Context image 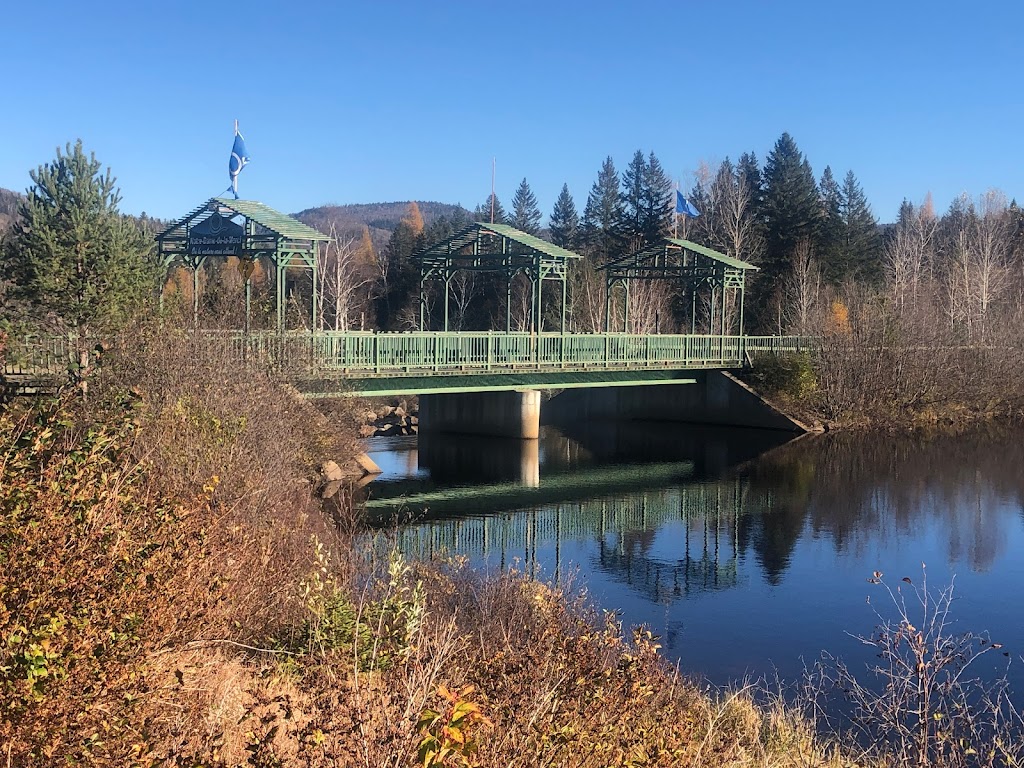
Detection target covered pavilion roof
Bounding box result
[418,221,582,272]
[156,197,330,243]
[602,238,758,279]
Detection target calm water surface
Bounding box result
[359,422,1024,689]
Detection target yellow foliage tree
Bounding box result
[356,225,376,268]
[827,299,851,335]
[403,201,424,235]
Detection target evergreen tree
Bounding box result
[581,156,624,263]
[840,170,881,282]
[510,178,542,235]
[549,183,579,249]
[641,151,674,243]
[2,140,156,339]
[760,133,821,302]
[474,194,506,224]
[737,152,763,212]
[618,150,672,252]
[817,166,845,282]
[619,150,648,252]
[376,219,419,328]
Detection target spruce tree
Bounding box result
[737,152,763,211]
[618,150,672,252]
[2,140,156,339]
[581,156,624,263]
[760,133,821,301]
[817,166,846,283]
[619,150,648,252]
[474,194,506,224]
[840,170,881,282]
[641,152,674,243]
[510,177,542,235]
[549,183,579,249]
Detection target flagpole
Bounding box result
[674,181,679,239]
[490,157,496,224]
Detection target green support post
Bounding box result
[443,274,451,331]
[192,265,200,329]
[311,244,319,332]
[560,276,567,332]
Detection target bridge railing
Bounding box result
[226,331,810,376]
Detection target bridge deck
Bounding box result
[4,332,808,396]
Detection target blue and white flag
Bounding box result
[676,190,700,218]
[228,127,250,199]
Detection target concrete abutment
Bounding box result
[543,371,809,433]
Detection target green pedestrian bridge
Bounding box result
[3,204,812,436]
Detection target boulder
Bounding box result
[358,424,377,438]
[320,460,345,483]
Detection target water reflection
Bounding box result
[360,424,1024,686]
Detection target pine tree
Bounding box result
[510,178,542,235]
[840,170,881,282]
[549,183,579,249]
[760,133,821,302]
[581,156,624,263]
[2,140,156,339]
[474,194,506,224]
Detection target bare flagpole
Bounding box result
[490,157,496,224]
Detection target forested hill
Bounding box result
[294,200,469,244]
[0,187,21,230]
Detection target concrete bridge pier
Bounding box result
[544,371,809,432]
[419,389,541,439]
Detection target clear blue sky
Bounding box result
[2,1,1020,223]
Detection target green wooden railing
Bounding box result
[3,331,811,381]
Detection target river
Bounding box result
[357,422,1024,691]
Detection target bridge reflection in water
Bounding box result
[360,423,790,603]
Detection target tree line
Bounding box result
[3,135,1023,351]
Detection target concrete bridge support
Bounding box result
[419,389,542,439]
[544,371,808,433]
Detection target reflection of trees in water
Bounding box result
[593,482,744,604]
[382,427,1024,599]
[388,482,748,603]
[744,429,1024,575]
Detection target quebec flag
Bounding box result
[676,190,700,218]
[228,128,250,199]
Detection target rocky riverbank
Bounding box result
[358,397,419,437]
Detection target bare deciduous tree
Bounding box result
[786,238,822,334]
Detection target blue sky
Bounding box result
[1,1,1020,223]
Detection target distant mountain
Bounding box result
[294,200,470,248]
[0,187,21,231]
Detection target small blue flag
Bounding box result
[228,128,250,199]
[676,190,700,217]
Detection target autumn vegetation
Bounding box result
[2,138,1024,765]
